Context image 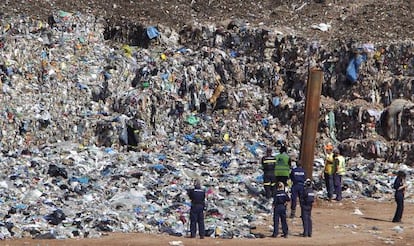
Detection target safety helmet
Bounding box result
[325,143,333,151]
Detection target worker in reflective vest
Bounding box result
[333,148,346,201]
[321,143,334,201]
[274,145,291,188]
[261,147,277,199]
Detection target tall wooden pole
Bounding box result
[300,68,323,179]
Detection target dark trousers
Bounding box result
[273,205,288,236]
[334,174,343,201]
[190,205,205,237]
[275,176,289,188]
[291,184,304,211]
[324,173,334,199]
[301,204,312,236]
[392,192,404,222]
[264,175,276,199]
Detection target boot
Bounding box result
[289,209,296,218]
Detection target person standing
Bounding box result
[300,179,315,237]
[321,143,334,201]
[261,147,277,199]
[289,161,306,218]
[392,171,407,223]
[272,182,290,238]
[274,145,291,187]
[333,148,346,201]
[187,180,206,239]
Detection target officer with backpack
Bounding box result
[300,179,315,237]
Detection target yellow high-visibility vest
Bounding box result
[324,153,334,175]
[335,155,346,175]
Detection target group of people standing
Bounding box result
[185,142,408,240]
[261,144,315,238]
[321,143,346,202]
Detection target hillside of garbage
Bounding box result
[0,0,413,241]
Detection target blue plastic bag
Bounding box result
[346,53,367,84]
[146,26,159,39]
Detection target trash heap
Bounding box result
[0,11,413,240]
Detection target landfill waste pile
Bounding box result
[0,1,414,241]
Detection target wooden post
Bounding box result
[300,68,323,179]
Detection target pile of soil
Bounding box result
[1,0,413,43]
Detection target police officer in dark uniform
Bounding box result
[300,179,315,237]
[289,161,306,218]
[392,170,407,223]
[187,180,206,239]
[272,182,290,238]
[261,147,277,199]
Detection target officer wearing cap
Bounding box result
[187,180,205,239]
[300,179,315,237]
[261,147,277,199]
[289,161,306,218]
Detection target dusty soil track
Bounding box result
[4,199,414,246]
[1,0,413,43]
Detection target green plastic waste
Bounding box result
[142,82,150,88]
[58,10,71,18]
[186,115,200,125]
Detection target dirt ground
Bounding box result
[3,198,413,246]
[1,0,413,43]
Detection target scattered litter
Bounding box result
[0,7,412,241]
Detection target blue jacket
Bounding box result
[188,187,206,207]
[300,187,315,206]
[273,190,290,206]
[393,177,405,196]
[290,167,306,185]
